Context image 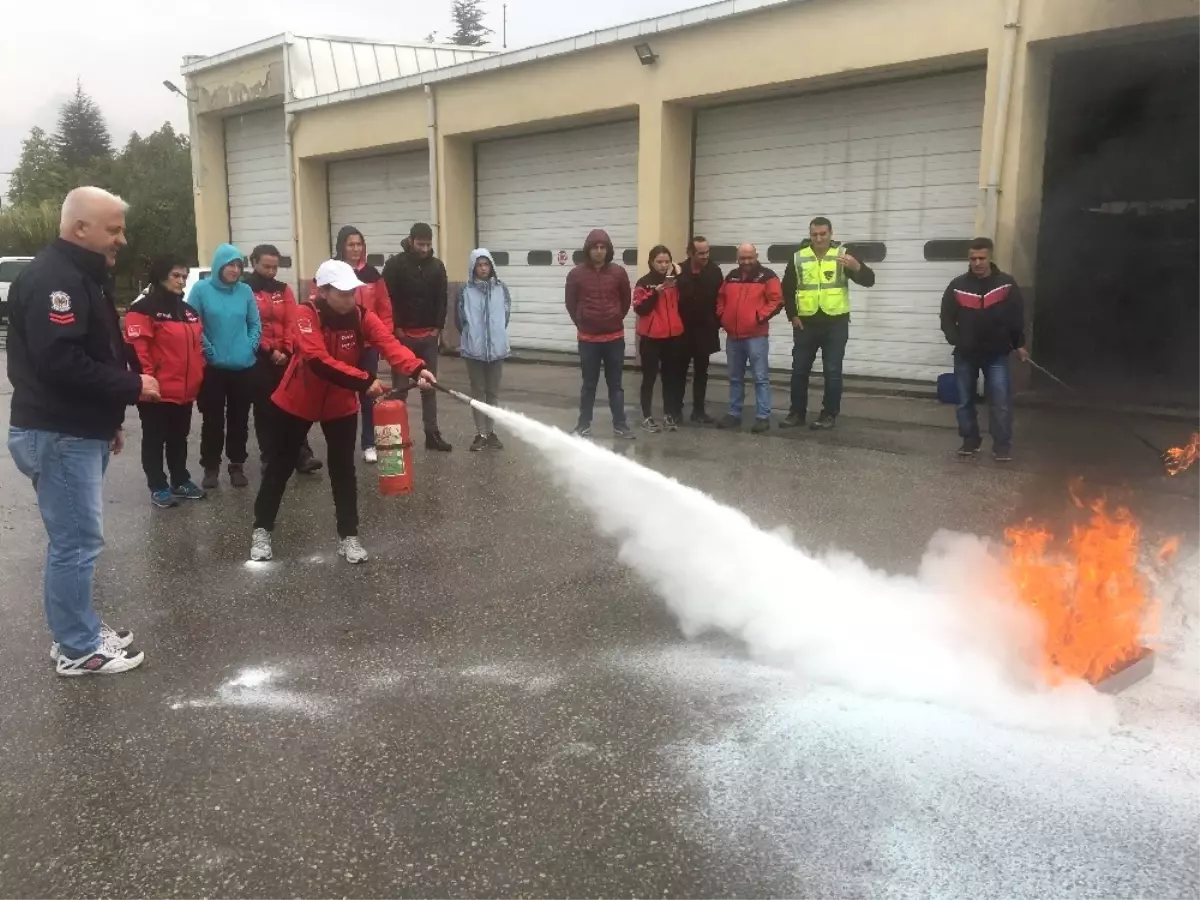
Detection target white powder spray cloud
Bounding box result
[476,401,1118,734]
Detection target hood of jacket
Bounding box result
[582,229,615,266]
[209,244,245,293]
[468,248,498,284]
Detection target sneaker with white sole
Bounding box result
[250,528,273,561]
[363,446,378,464]
[56,634,145,676]
[50,622,133,661]
[338,536,369,564]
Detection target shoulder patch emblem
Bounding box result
[126,324,141,338]
[297,318,313,334]
[49,291,72,313]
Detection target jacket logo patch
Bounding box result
[823,270,834,281]
[339,333,358,352]
[297,318,313,334]
[127,324,141,338]
[49,291,72,312]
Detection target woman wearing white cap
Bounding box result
[250,259,436,564]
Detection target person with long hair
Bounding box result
[632,245,686,432]
[124,255,206,507]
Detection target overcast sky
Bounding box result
[0,0,701,197]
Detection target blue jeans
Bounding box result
[954,352,1012,451]
[358,347,380,449]
[726,335,771,420]
[578,338,628,429]
[7,427,109,657]
[789,314,849,418]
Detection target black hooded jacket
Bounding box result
[381,236,448,332]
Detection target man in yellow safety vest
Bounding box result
[779,217,875,429]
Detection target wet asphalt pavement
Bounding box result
[0,355,1197,899]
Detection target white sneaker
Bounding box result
[338,536,369,564]
[56,633,145,676]
[363,447,378,464]
[50,622,133,661]
[250,528,273,561]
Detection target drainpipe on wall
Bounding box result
[982,0,1022,241]
[283,33,302,285]
[425,85,441,249]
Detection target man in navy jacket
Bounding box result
[7,187,160,676]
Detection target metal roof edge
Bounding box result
[181,34,289,75]
[285,0,802,113]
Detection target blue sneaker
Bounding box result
[172,480,207,501]
[151,489,178,509]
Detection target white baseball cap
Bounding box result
[314,259,362,291]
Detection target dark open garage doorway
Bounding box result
[1034,33,1199,409]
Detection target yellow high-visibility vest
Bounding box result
[794,244,850,317]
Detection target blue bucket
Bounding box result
[936,372,957,404]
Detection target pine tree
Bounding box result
[7,127,68,207]
[449,0,493,46]
[53,81,113,172]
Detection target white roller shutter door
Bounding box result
[225,108,294,286]
[327,151,431,262]
[476,121,639,355]
[693,70,986,381]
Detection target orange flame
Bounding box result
[1163,432,1200,476]
[1004,490,1158,684]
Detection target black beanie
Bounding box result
[410,222,433,241]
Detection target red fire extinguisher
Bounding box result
[373,395,415,496]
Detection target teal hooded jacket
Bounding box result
[185,244,262,371]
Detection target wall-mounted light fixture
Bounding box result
[163,80,187,98]
[633,42,659,66]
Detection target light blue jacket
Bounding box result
[186,243,261,371]
[456,248,511,363]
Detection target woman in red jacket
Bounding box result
[252,259,435,565]
[312,226,394,464]
[632,245,686,432]
[125,255,207,508]
[247,244,322,475]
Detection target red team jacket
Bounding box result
[272,300,425,422]
[716,265,784,339]
[124,288,205,404]
[251,278,299,356]
[632,278,685,340]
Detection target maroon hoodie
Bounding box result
[564,228,631,342]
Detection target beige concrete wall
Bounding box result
[290,91,427,160]
[190,112,229,267]
[636,101,693,265]
[188,0,1198,367]
[191,50,284,115]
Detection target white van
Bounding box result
[0,256,34,323]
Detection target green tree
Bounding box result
[7,127,68,207]
[111,123,197,272]
[53,81,113,173]
[0,201,59,255]
[449,0,492,46]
